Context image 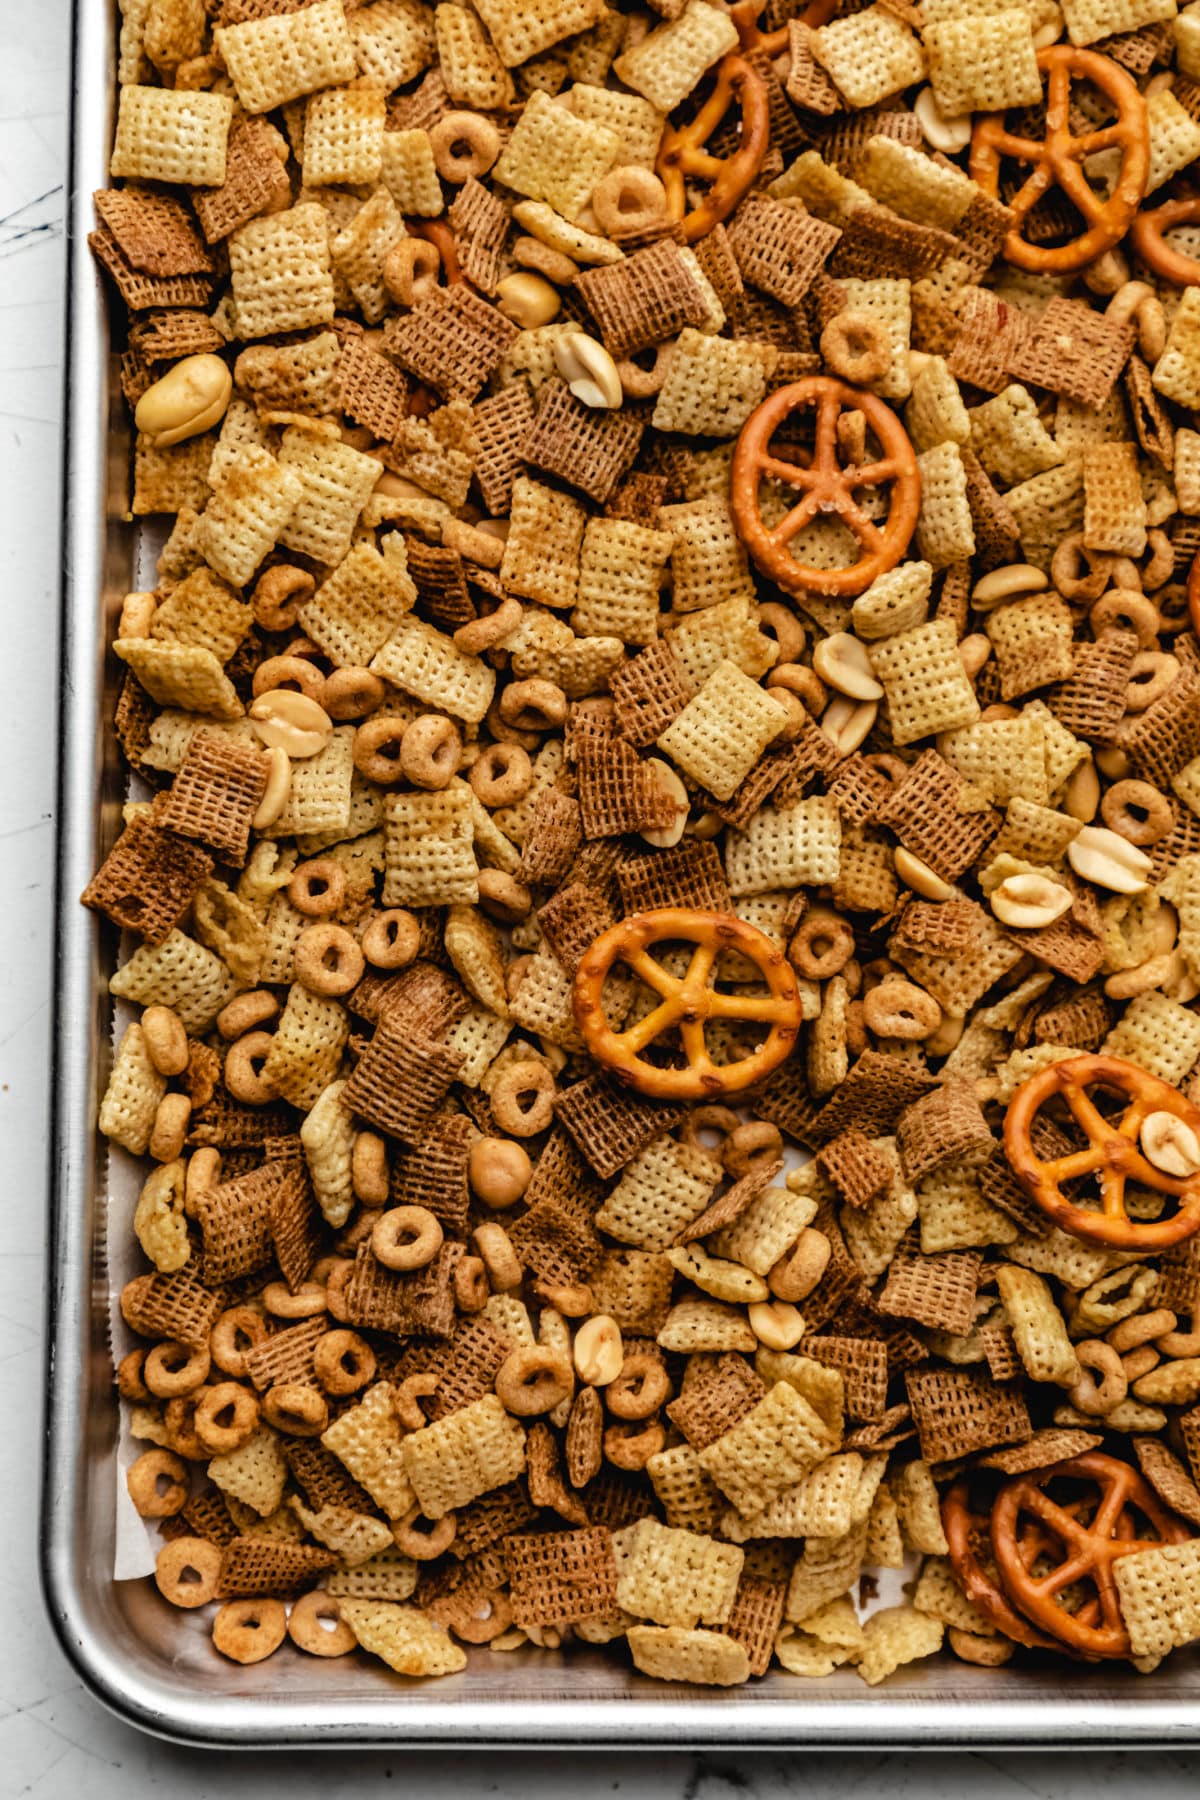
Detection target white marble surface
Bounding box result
[2,4,1200,1792]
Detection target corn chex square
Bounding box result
[726,796,841,896]
[401,1393,526,1519]
[494,90,619,220]
[229,204,335,340]
[657,660,790,802]
[383,784,479,906]
[698,1382,840,1518]
[110,86,233,188]
[215,0,357,115]
[614,0,740,112]
[615,1518,744,1627]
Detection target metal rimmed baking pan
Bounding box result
[40,0,1200,1748]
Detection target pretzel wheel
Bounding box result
[1004,1053,1200,1250]
[969,46,1149,274]
[1131,196,1200,287]
[656,52,770,244]
[571,907,803,1100]
[730,0,839,57]
[991,1452,1191,1659]
[942,1480,1065,1653]
[731,377,921,599]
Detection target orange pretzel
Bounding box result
[730,0,838,56]
[1131,196,1200,288]
[969,47,1149,274]
[1004,1053,1200,1250]
[656,52,770,244]
[1189,544,1200,641]
[942,1479,1065,1653]
[731,377,921,599]
[571,907,803,1100]
[990,1452,1190,1659]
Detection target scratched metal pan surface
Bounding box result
[40,0,1200,1751]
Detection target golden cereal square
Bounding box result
[277,427,381,565]
[615,1518,744,1627]
[401,1393,526,1518]
[726,797,841,896]
[372,616,496,723]
[614,0,740,112]
[924,11,1041,115]
[809,7,926,108]
[501,475,587,610]
[1113,1540,1200,1658]
[349,0,436,90]
[229,204,336,340]
[869,618,981,744]
[341,1601,467,1676]
[1061,0,1174,42]
[322,1382,415,1519]
[382,784,480,906]
[215,0,357,114]
[494,90,620,219]
[572,516,675,645]
[303,85,387,188]
[300,540,417,668]
[627,1624,750,1686]
[657,660,790,801]
[474,0,605,66]
[199,448,304,589]
[698,1381,840,1517]
[110,86,233,187]
[380,130,445,217]
[1153,286,1200,408]
[652,328,775,437]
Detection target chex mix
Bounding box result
[88,0,1200,1684]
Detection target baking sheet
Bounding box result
[40,0,1200,1748]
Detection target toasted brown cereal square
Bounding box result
[576,240,715,358]
[385,285,518,403]
[243,1315,327,1393]
[121,1267,221,1348]
[157,729,268,867]
[666,1355,765,1451]
[1007,297,1135,408]
[905,1366,1031,1463]
[192,113,291,244]
[873,749,1001,882]
[505,1527,619,1626]
[522,380,644,504]
[218,1536,335,1598]
[877,1243,982,1336]
[816,1131,894,1212]
[82,814,214,945]
[94,187,214,278]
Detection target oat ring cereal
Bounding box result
[125,1448,189,1520]
[574,908,804,1099]
[287,1591,356,1658]
[819,313,893,386]
[1131,196,1200,289]
[656,54,771,243]
[370,1204,444,1271]
[293,922,365,998]
[969,47,1149,273]
[193,1380,261,1456]
[154,1537,222,1610]
[991,1454,1191,1658]
[1005,1054,1200,1249]
[732,378,922,599]
[213,1598,289,1665]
